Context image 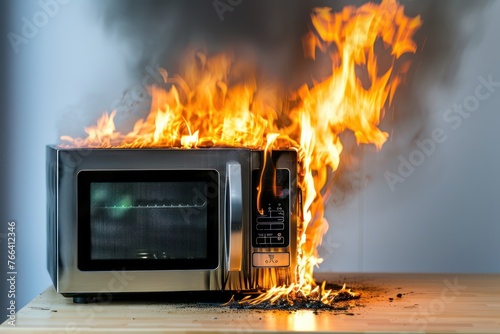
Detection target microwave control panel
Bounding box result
[251,169,290,248]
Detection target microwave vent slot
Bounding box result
[97,201,207,209]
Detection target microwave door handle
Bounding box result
[226,162,243,271]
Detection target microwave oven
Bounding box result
[46,146,298,302]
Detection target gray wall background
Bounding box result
[1,0,499,313]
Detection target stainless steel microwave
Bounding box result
[46,146,298,302]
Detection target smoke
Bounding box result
[94,0,311,84]
[95,0,492,82]
[92,0,492,203]
[388,0,492,136]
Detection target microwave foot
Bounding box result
[65,294,107,304]
[72,296,98,304]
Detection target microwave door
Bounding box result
[78,170,219,272]
[90,182,208,261]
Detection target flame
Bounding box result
[62,52,273,149]
[256,133,280,215]
[246,0,421,305]
[61,0,421,306]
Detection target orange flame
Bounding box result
[284,0,422,304]
[62,52,273,149]
[61,0,421,305]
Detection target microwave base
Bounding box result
[63,290,266,304]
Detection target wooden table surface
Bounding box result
[1,273,499,333]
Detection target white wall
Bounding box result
[2,0,499,312]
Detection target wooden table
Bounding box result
[1,274,499,333]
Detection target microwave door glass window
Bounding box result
[90,182,207,261]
